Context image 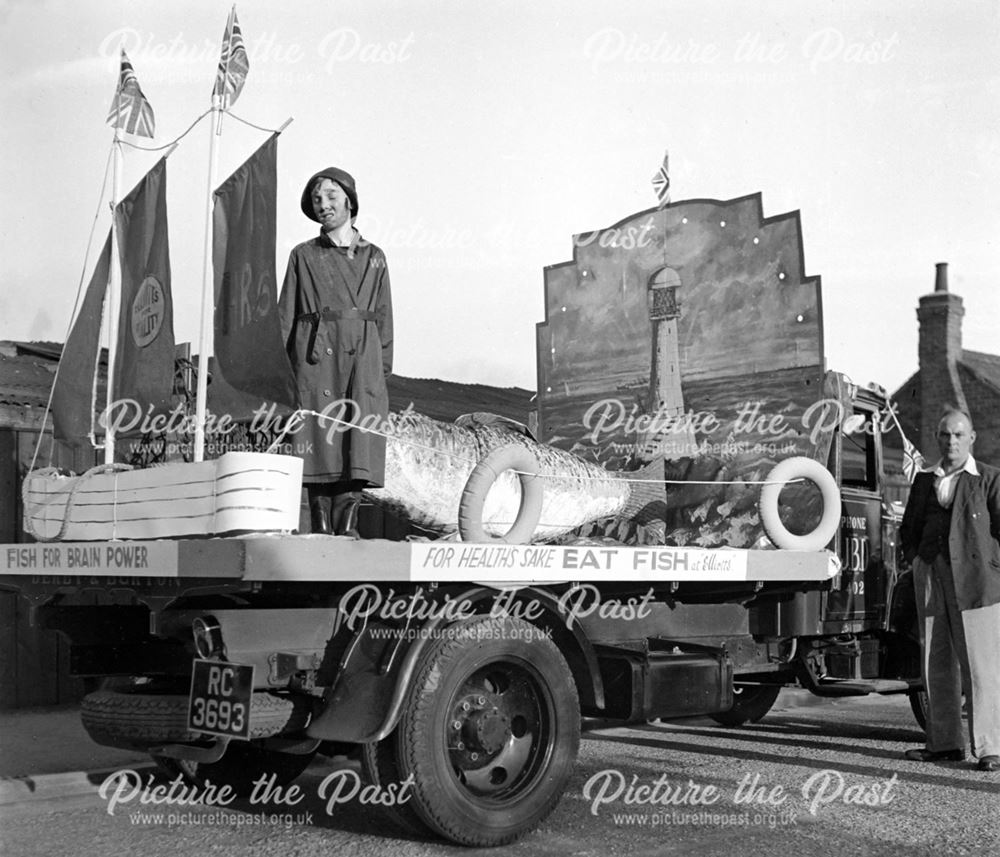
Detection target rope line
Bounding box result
[119,109,213,151]
[28,145,116,473]
[22,463,134,543]
[21,402,819,539]
[28,112,209,472]
[224,110,287,134]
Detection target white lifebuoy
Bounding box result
[458,445,544,544]
[758,457,841,551]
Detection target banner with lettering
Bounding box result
[212,132,298,417]
[113,157,176,416]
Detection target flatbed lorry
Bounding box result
[0,379,924,847]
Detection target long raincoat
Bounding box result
[278,230,393,485]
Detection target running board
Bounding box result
[810,678,914,698]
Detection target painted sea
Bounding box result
[539,366,836,546]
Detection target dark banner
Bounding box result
[51,233,111,447]
[113,157,175,415]
[212,132,298,416]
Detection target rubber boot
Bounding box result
[307,487,333,535]
[333,492,361,539]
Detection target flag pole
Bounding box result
[193,5,247,461]
[193,95,224,463]
[104,126,124,464]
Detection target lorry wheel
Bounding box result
[908,689,969,734]
[82,689,310,746]
[710,684,782,726]
[157,740,317,798]
[392,616,580,846]
[908,690,928,732]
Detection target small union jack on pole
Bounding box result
[886,402,926,482]
[900,434,926,483]
[106,49,155,138]
[651,149,671,207]
[212,5,249,107]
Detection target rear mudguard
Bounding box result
[306,584,605,743]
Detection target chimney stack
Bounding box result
[934,261,949,293]
[917,262,967,453]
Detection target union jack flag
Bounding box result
[901,434,925,483]
[106,49,155,138]
[212,6,249,106]
[651,149,671,206]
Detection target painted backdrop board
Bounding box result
[536,194,832,546]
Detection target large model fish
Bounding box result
[364,411,665,541]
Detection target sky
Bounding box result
[1,0,997,394]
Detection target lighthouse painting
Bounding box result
[535,192,827,545]
[638,266,698,461]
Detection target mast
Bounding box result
[193,97,223,462]
[104,128,124,464]
[99,45,156,462]
[194,4,246,462]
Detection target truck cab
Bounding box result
[820,383,918,691]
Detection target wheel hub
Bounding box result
[451,692,514,761]
[468,708,511,754]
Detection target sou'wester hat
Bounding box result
[300,167,358,221]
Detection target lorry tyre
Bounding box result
[710,684,781,726]
[908,689,965,733]
[458,445,543,544]
[81,689,311,745]
[908,689,928,732]
[391,615,580,846]
[759,457,841,551]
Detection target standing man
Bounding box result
[278,167,393,536]
[900,408,1000,771]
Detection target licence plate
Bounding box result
[187,659,254,740]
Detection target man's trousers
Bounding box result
[913,555,1000,758]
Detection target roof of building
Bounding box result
[889,348,1000,468]
[0,342,62,410]
[959,349,1000,395]
[890,348,1000,412]
[0,341,534,425]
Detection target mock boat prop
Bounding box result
[24,454,302,542]
[23,20,303,542]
